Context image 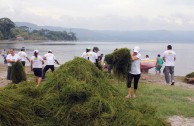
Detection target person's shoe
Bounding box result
[133,94,136,98]
[171,80,175,85]
[125,95,131,99]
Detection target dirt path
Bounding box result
[141,73,194,89]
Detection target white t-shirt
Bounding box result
[44,53,57,65]
[162,50,176,66]
[130,53,141,74]
[87,51,98,63]
[6,54,20,66]
[30,55,43,68]
[18,51,28,61]
[81,52,89,59]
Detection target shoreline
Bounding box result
[0,63,193,89]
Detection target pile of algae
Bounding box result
[0,57,169,126]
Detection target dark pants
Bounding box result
[7,66,12,80]
[42,65,55,79]
[21,61,25,66]
[127,73,141,89]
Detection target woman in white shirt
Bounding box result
[30,50,44,86]
[6,48,20,80]
[126,46,141,98]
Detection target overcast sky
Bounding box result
[0,0,194,30]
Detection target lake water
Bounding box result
[0,41,194,76]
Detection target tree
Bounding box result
[0,18,15,39]
[0,31,3,39]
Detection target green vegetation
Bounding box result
[105,48,131,80]
[0,58,170,126]
[112,48,131,80]
[113,80,194,118]
[0,18,77,41]
[11,62,27,84]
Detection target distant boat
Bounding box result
[141,59,156,71]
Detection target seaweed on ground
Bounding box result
[0,57,169,126]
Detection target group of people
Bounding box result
[5,48,60,86]
[81,46,104,66]
[126,45,176,98]
[3,45,176,96]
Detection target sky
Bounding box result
[0,0,194,30]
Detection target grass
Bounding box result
[112,80,194,118]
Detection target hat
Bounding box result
[93,47,99,51]
[86,47,91,50]
[34,50,39,53]
[21,47,25,51]
[48,50,52,53]
[133,46,140,53]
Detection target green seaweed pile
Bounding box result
[11,61,27,84]
[105,48,131,80]
[0,57,169,126]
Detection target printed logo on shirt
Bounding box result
[168,51,172,55]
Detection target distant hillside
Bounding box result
[15,22,194,42]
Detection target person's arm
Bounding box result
[131,52,139,61]
[174,53,176,61]
[30,60,33,71]
[162,57,165,62]
[43,56,46,60]
[6,55,17,63]
[26,57,30,62]
[156,58,158,65]
[55,59,60,65]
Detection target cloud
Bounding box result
[0,0,194,30]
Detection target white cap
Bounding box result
[133,46,140,53]
[34,50,39,53]
[48,50,52,52]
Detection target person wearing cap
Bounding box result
[87,47,99,65]
[42,50,60,80]
[126,46,141,98]
[81,47,91,59]
[162,45,176,85]
[6,48,21,80]
[30,50,44,86]
[18,47,30,66]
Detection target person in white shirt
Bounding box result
[6,48,20,80]
[18,47,30,66]
[1,49,7,64]
[162,45,176,85]
[126,46,141,98]
[81,47,91,59]
[42,50,60,80]
[30,50,44,86]
[87,47,99,65]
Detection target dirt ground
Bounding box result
[0,63,194,125]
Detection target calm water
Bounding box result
[0,41,194,76]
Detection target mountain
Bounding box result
[15,22,194,42]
